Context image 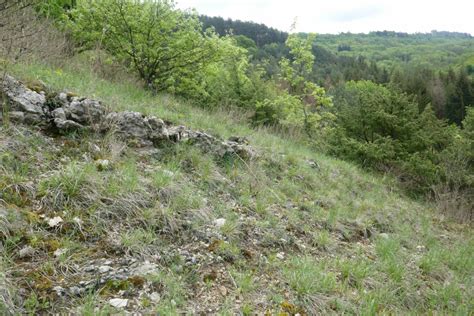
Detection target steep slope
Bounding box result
[1,61,472,314]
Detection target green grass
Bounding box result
[0,57,472,314]
[283,256,338,297]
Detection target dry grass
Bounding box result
[0,2,70,69]
[434,186,473,223]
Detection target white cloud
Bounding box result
[176,0,474,34]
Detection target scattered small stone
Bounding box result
[98,265,111,273]
[90,143,101,153]
[163,169,174,177]
[218,286,228,296]
[73,217,83,225]
[379,233,389,239]
[47,216,63,228]
[213,218,226,228]
[109,298,128,308]
[276,252,285,260]
[149,292,160,302]
[84,266,96,272]
[19,246,35,258]
[54,248,68,257]
[416,245,426,251]
[185,255,198,265]
[96,159,111,171]
[53,286,65,296]
[133,261,157,275]
[69,286,84,296]
[306,159,320,169]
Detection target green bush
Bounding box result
[36,0,76,21]
[200,37,256,108]
[330,81,459,193]
[253,33,334,135]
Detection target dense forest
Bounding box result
[201,15,474,126]
[0,1,473,314]
[199,15,288,47]
[317,31,474,69]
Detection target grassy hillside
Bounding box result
[1,58,472,314]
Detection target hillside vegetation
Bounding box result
[1,0,473,315]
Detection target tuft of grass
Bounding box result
[283,256,337,300]
[120,227,158,255]
[78,293,112,316]
[231,269,257,295]
[375,236,405,283]
[312,229,332,250]
[146,269,187,313]
[38,161,97,210]
[337,257,371,288]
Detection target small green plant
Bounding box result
[231,269,257,295]
[38,162,96,201]
[241,303,254,315]
[24,292,50,315]
[375,237,405,282]
[219,217,240,240]
[120,158,140,192]
[152,169,175,188]
[215,241,241,263]
[418,249,442,275]
[147,270,187,313]
[120,227,157,254]
[312,229,332,250]
[283,256,337,298]
[79,293,112,316]
[338,258,370,288]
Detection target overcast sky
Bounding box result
[176,0,474,34]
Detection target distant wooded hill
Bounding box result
[199,15,473,70]
[199,15,288,46]
[200,15,474,126]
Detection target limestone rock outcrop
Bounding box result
[1,75,46,124]
[0,75,255,160]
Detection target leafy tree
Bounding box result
[337,44,351,52]
[448,68,474,124]
[233,35,257,56]
[332,81,417,163]
[331,81,456,192]
[200,37,254,108]
[434,108,474,221]
[36,0,76,19]
[255,32,333,135]
[69,0,220,93]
